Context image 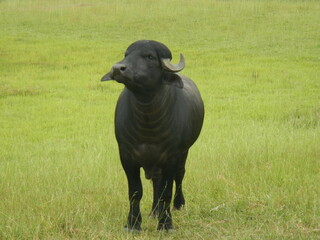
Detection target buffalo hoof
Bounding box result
[124,225,141,234]
[173,204,185,211]
[149,209,159,219]
[157,223,173,232]
[173,197,185,210]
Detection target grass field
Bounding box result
[0,0,319,239]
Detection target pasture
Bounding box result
[0,0,319,239]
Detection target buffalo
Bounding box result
[101,40,204,231]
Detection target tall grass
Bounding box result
[0,0,319,239]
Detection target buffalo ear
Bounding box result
[162,73,184,88]
[101,71,113,82]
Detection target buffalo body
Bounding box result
[101,40,204,231]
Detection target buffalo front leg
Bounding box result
[121,157,143,232]
[157,173,174,231]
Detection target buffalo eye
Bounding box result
[145,54,155,60]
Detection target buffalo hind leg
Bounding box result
[150,177,161,218]
[173,173,185,210]
[173,151,188,210]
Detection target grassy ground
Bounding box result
[0,0,319,239]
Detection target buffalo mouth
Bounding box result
[113,75,129,84]
[101,68,144,93]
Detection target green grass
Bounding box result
[0,0,319,239]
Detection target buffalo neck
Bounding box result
[129,85,176,132]
[130,84,173,107]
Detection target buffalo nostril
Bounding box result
[113,63,127,73]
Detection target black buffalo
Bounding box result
[101,40,204,231]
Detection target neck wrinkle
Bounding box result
[130,85,175,130]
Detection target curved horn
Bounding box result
[161,54,185,72]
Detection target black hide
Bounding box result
[101,40,204,231]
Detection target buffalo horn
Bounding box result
[161,54,185,72]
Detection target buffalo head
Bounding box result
[101,40,185,93]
